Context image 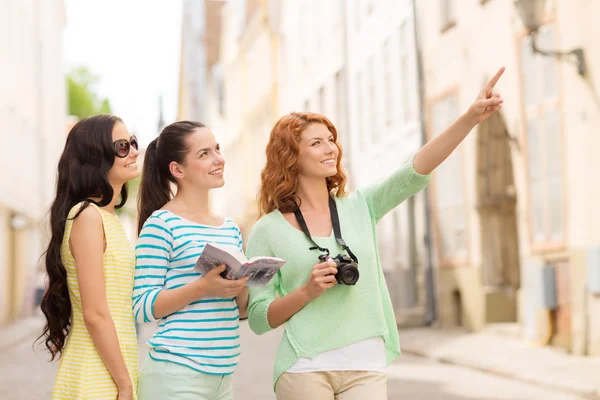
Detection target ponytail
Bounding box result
[137,121,206,234]
[137,138,171,234]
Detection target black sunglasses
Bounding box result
[113,135,139,158]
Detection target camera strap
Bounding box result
[293,196,359,263]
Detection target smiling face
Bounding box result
[106,121,139,185]
[171,127,225,190]
[297,123,340,180]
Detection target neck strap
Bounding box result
[293,196,358,263]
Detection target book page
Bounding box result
[235,258,286,286]
[195,243,245,278]
[195,244,286,286]
[209,243,248,265]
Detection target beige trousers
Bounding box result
[275,371,387,400]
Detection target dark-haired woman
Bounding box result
[133,121,248,399]
[39,115,140,400]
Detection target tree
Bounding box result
[67,67,113,118]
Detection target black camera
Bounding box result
[296,196,360,286]
[319,254,359,286]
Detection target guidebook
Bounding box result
[195,243,286,287]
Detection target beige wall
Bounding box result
[0,206,9,324]
[420,0,600,354]
[0,0,66,325]
[207,0,279,237]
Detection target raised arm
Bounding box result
[413,67,505,175]
[71,207,133,398]
[360,68,505,223]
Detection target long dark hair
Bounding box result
[38,114,128,360]
[138,121,206,234]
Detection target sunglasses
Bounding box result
[113,135,139,158]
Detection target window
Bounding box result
[431,94,467,262]
[355,0,362,29]
[318,86,326,114]
[218,78,225,117]
[368,56,378,143]
[383,38,393,128]
[334,70,346,136]
[399,22,412,122]
[299,4,308,64]
[212,64,225,117]
[356,70,367,147]
[520,26,563,245]
[280,35,288,85]
[440,0,456,31]
[314,0,322,48]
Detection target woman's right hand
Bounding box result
[116,382,133,400]
[198,265,248,298]
[302,260,338,301]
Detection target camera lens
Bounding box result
[339,264,359,285]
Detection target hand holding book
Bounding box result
[195,243,286,287]
[198,264,248,297]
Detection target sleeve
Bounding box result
[246,220,281,335]
[234,224,244,253]
[359,153,432,224]
[132,215,173,323]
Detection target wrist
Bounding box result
[115,377,132,390]
[190,278,208,301]
[462,110,480,128]
[235,286,249,300]
[299,284,314,303]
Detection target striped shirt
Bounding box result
[133,210,243,375]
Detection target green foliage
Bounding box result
[67,67,113,118]
[115,173,141,218]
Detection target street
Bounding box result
[0,321,586,400]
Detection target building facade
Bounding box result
[277,0,432,322]
[185,0,600,357]
[203,0,281,239]
[420,0,600,355]
[178,0,208,123]
[194,0,434,323]
[0,0,67,325]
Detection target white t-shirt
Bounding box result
[286,337,387,374]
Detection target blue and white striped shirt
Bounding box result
[133,210,244,375]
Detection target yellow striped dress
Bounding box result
[52,202,139,399]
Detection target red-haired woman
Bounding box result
[246,68,505,399]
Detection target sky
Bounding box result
[63,0,183,147]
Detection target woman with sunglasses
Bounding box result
[39,115,140,400]
[247,68,505,399]
[134,121,248,400]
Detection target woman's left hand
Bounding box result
[466,67,505,125]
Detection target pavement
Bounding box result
[1,316,599,399]
[397,327,600,399]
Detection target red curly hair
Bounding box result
[258,112,348,216]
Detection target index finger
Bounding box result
[316,260,336,269]
[486,67,505,89]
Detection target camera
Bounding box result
[319,254,360,286]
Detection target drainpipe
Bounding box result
[411,0,437,325]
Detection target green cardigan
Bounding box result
[246,155,432,388]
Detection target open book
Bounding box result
[194,243,285,287]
